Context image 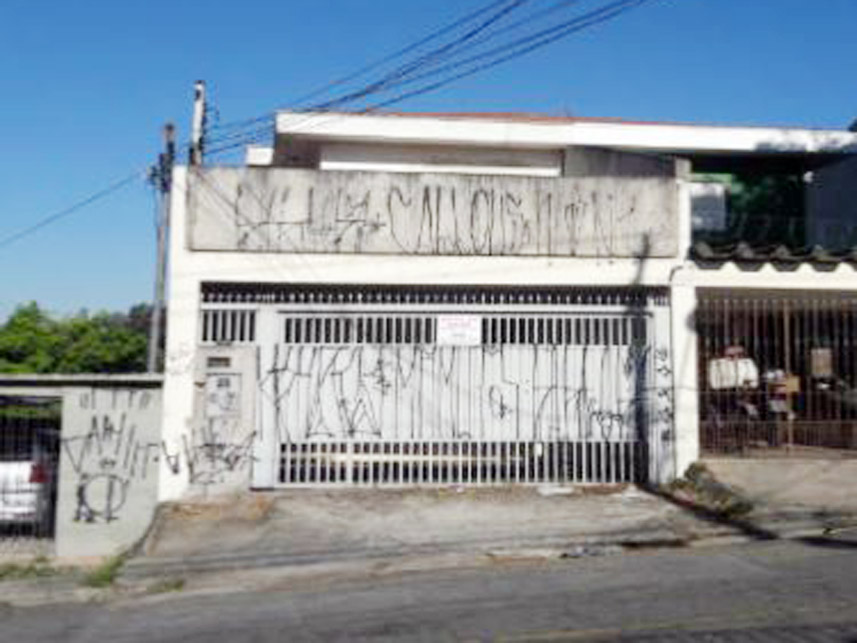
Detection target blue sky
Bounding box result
[1,0,856,321]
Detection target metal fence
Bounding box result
[698,290,857,456]
[0,398,61,541]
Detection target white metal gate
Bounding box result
[246,285,669,487]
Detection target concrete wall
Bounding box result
[187,162,680,257]
[56,385,162,558]
[0,376,164,559]
[563,146,680,179]
[807,155,857,248]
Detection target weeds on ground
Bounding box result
[82,553,126,588]
[667,462,754,519]
[146,577,186,594]
[0,556,59,582]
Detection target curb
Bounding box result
[3,515,855,608]
[0,576,107,608]
[119,528,687,581]
[120,515,857,582]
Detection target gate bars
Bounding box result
[698,289,857,456]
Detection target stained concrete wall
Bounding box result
[562,146,683,179]
[187,160,680,258]
[0,376,164,559]
[56,385,163,558]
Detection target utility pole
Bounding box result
[147,123,175,373]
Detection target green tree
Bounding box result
[0,302,62,373]
[693,172,806,249]
[727,173,805,247]
[0,302,154,374]
[54,311,148,373]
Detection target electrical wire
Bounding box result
[360,0,651,112]
[3,0,655,244]
[204,0,653,154]
[207,0,516,135]
[311,0,533,112]
[0,170,146,251]
[203,0,533,148]
[221,0,647,145]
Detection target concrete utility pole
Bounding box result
[147,123,175,373]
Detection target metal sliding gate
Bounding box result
[247,285,666,487]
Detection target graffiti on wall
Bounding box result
[189,168,678,258]
[182,371,255,488]
[62,389,160,523]
[261,342,647,445]
[646,342,676,481]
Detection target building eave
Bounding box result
[275,111,857,157]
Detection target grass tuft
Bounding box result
[0,558,59,582]
[82,553,126,588]
[146,577,186,594]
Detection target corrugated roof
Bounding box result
[692,241,857,270]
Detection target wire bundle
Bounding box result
[204,0,651,157]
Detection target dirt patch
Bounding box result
[165,493,276,524]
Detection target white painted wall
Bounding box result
[163,166,685,498]
[318,142,562,177]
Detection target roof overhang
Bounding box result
[275,112,857,161]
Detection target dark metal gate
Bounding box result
[698,289,857,456]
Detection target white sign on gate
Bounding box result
[436,315,482,346]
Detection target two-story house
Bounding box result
[160,111,857,501]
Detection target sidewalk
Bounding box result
[123,486,694,579]
[119,474,857,588]
[2,465,856,607]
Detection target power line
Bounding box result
[308,0,587,113]
[202,0,532,149]
[360,0,652,112]
[206,0,516,137]
[204,0,654,154]
[0,170,145,251]
[0,1,653,263]
[312,0,533,112]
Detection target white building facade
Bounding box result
[160,112,857,501]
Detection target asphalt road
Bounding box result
[3,533,857,642]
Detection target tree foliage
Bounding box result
[0,302,155,374]
[727,173,805,247]
[693,172,806,249]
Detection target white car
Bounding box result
[0,427,56,533]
